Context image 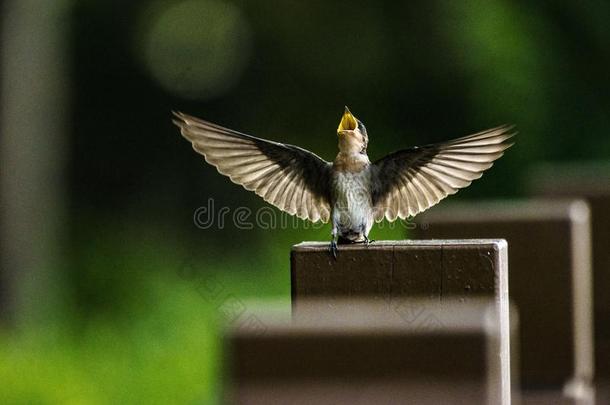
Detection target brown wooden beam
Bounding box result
[414,199,594,403]
[225,299,514,405]
[290,239,508,304]
[530,162,610,380]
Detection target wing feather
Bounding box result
[373,125,515,221]
[174,112,332,222]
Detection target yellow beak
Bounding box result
[337,106,357,133]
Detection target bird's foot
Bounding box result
[329,240,338,260]
[364,235,375,245]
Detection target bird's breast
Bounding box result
[331,169,374,240]
[333,152,370,172]
[332,169,373,218]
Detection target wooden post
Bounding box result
[0,0,70,324]
[225,299,514,405]
[414,199,594,403]
[291,240,508,304]
[530,162,610,380]
[289,240,513,402]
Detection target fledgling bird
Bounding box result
[173,108,514,257]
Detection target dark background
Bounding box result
[1,0,609,402]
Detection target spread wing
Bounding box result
[174,112,332,222]
[372,125,515,222]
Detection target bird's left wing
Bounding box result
[174,112,332,222]
[371,125,515,222]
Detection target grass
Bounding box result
[0,272,220,404]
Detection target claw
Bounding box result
[364,235,375,245]
[329,240,338,260]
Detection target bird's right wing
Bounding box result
[372,125,515,222]
[174,112,332,223]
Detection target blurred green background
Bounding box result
[1,0,609,403]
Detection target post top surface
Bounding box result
[416,199,590,224]
[292,239,507,252]
[530,161,610,195]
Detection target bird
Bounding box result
[173,107,515,257]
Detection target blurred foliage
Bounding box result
[135,0,252,99]
[2,0,610,402]
[0,227,221,404]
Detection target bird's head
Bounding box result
[337,106,368,154]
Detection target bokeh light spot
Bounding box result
[136,0,251,100]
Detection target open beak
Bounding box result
[337,106,357,134]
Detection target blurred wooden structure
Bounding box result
[414,199,594,403]
[225,299,514,405]
[530,162,610,379]
[0,0,70,323]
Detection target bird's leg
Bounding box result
[329,240,338,259]
[362,223,374,245]
[329,226,338,260]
